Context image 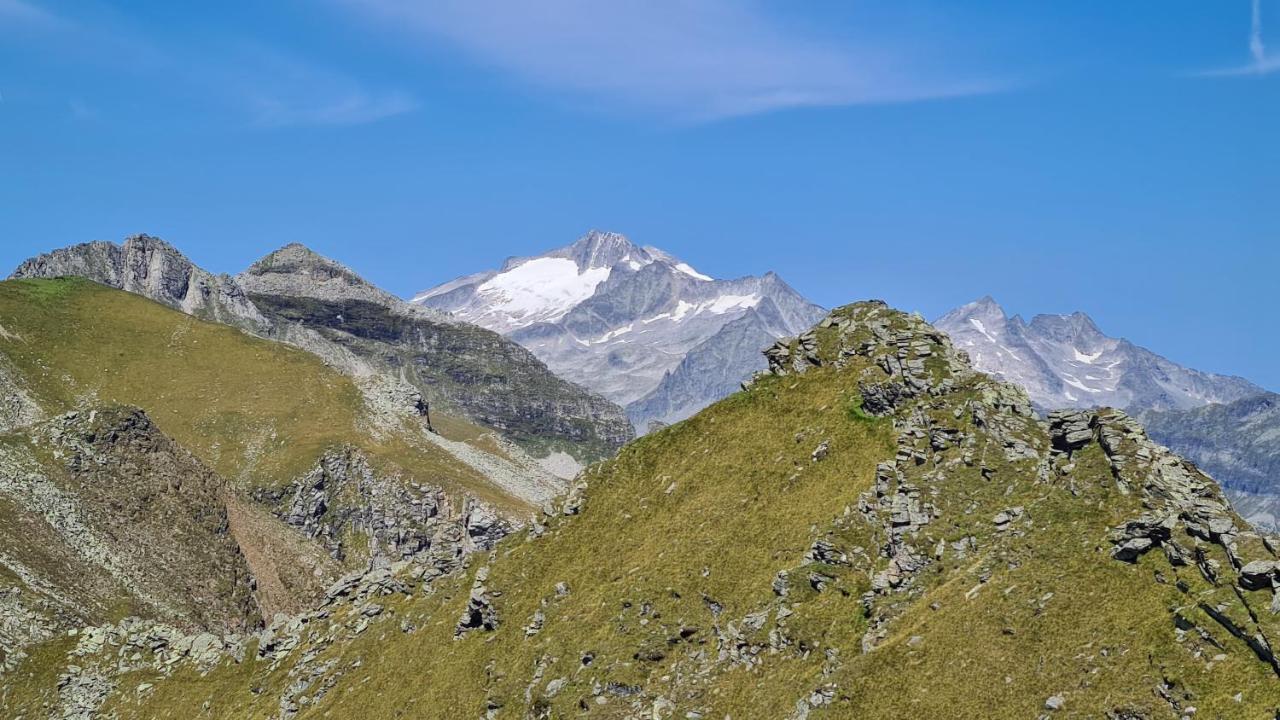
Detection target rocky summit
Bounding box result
[415,229,825,432]
[7,298,1279,719]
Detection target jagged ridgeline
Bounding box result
[11,235,633,467]
[8,300,1279,718]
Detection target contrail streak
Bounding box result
[1251,0,1267,67]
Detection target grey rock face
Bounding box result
[455,566,499,637]
[935,296,1261,414]
[11,234,268,331]
[1142,392,1280,531]
[1047,410,1093,451]
[415,230,824,432]
[0,406,262,670]
[251,447,467,563]
[626,308,783,428]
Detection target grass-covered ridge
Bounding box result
[92,324,898,718]
[8,299,1280,718]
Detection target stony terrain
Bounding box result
[415,230,825,431]
[8,300,1279,718]
[11,236,632,470]
[0,406,259,675]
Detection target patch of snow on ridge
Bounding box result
[968,317,997,342]
[708,293,761,314]
[1062,374,1102,394]
[1073,347,1103,364]
[671,300,696,322]
[591,324,635,344]
[675,262,713,281]
[474,258,610,324]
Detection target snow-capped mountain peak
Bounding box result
[413,230,824,430]
[414,230,722,335]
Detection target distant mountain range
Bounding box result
[415,230,824,431]
[935,296,1262,413]
[11,235,632,476]
[936,296,1278,529]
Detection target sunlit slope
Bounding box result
[12,299,1280,719]
[0,278,523,512]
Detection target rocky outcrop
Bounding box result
[11,235,268,331]
[251,446,512,567]
[936,297,1280,532]
[0,406,260,671]
[1142,392,1280,531]
[455,565,499,637]
[1038,405,1280,676]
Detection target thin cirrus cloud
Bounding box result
[338,0,1007,121]
[215,47,419,128]
[0,1,416,128]
[248,88,417,128]
[1198,0,1280,77]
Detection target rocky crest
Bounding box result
[11,235,268,331]
[1142,392,1280,532]
[238,243,450,320]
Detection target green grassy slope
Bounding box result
[8,300,1280,719]
[0,278,524,513]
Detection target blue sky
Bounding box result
[1,1,1277,388]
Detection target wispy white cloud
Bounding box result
[337,0,1007,121]
[248,86,417,127]
[208,46,418,127]
[1198,0,1280,76]
[1,3,416,127]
